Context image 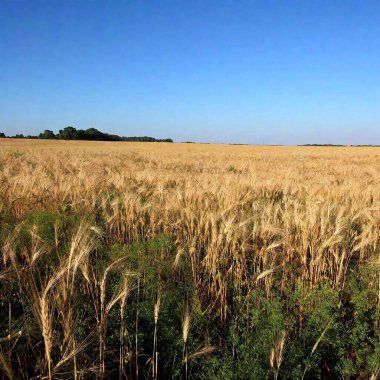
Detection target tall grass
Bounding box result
[0,140,379,378]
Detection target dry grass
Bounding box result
[1,139,379,291]
[0,138,379,378]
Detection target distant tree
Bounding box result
[158,138,173,142]
[58,126,78,140]
[85,128,104,140]
[7,126,174,142]
[0,132,5,138]
[39,130,56,139]
[75,129,87,140]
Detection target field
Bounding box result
[0,139,379,379]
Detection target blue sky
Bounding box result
[1,0,379,144]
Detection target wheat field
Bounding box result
[0,139,379,379]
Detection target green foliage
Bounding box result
[1,211,379,379]
[39,129,55,139]
[5,126,173,142]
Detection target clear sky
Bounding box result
[1,1,379,144]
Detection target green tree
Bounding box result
[39,130,55,139]
[58,126,78,139]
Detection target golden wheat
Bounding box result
[1,139,379,378]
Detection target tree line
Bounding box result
[0,126,173,142]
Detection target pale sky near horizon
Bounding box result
[1,0,380,144]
